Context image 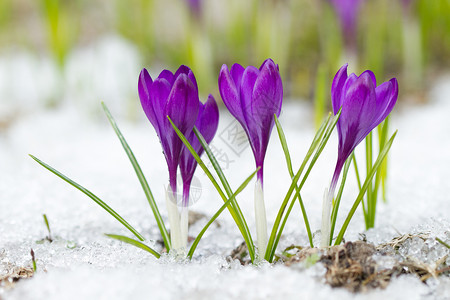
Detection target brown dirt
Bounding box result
[228,234,449,293]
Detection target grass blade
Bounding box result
[274,114,294,177]
[329,154,352,245]
[167,117,256,262]
[266,111,340,261]
[187,167,259,259]
[274,114,313,247]
[334,131,397,245]
[105,234,160,258]
[192,126,254,254]
[101,102,171,250]
[29,154,145,241]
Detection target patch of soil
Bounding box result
[227,241,252,265]
[229,234,449,293]
[0,265,34,293]
[320,241,394,292]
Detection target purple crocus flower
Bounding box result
[138,66,200,195]
[321,63,398,247]
[218,58,283,184]
[219,58,283,259]
[331,63,398,190]
[179,94,219,206]
[329,0,364,48]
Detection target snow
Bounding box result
[1,37,449,299]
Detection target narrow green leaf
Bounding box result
[436,237,450,249]
[274,114,313,248]
[266,111,340,261]
[274,114,294,177]
[334,131,397,245]
[188,167,259,259]
[167,117,255,262]
[192,126,253,250]
[105,234,160,258]
[101,102,171,250]
[29,154,145,241]
[379,116,390,202]
[43,214,51,236]
[329,154,352,244]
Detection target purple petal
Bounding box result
[165,74,199,135]
[248,60,283,175]
[361,70,377,86]
[338,72,376,160]
[331,64,348,115]
[240,65,260,129]
[138,69,161,131]
[373,78,398,126]
[230,64,245,96]
[157,69,174,85]
[219,64,246,126]
[197,94,220,144]
[180,95,219,203]
[147,78,171,135]
[164,73,199,191]
[175,65,198,94]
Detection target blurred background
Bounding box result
[0,0,449,125]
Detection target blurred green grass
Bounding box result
[0,0,449,104]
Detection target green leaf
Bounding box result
[101,102,171,251]
[329,153,352,245]
[334,131,397,245]
[192,126,253,251]
[187,167,259,259]
[167,117,255,262]
[29,154,145,241]
[274,114,294,177]
[43,214,51,236]
[105,234,160,258]
[274,114,313,248]
[266,110,340,261]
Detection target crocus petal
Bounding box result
[230,64,245,95]
[373,78,398,126]
[197,94,220,144]
[175,65,198,94]
[158,69,174,85]
[219,64,246,126]
[240,65,260,131]
[180,94,219,204]
[331,64,348,115]
[147,78,171,135]
[165,73,199,135]
[339,72,377,159]
[138,69,160,131]
[249,60,283,166]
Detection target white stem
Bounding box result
[320,187,333,248]
[180,205,189,249]
[166,186,182,251]
[254,179,268,260]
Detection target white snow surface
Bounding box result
[1,39,450,299]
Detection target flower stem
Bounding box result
[254,179,268,260]
[180,205,189,250]
[320,161,341,247]
[166,186,182,251]
[180,186,190,249]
